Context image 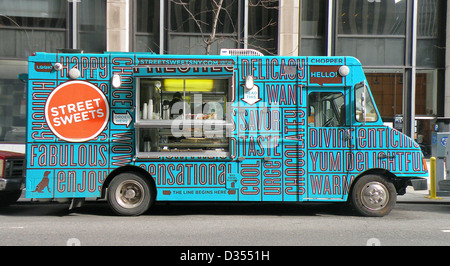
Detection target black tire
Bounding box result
[0,190,22,207]
[107,172,154,216]
[350,175,396,217]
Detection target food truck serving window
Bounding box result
[135,77,230,158]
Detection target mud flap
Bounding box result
[69,198,85,210]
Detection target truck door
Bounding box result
[306,87,354,200]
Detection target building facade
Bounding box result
[0,0,447,156]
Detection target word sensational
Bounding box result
[140,163,227,186]
[29,144,108,167]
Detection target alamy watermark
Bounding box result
[366,238,381,246]
[67,238,81,246]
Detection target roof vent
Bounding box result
[220,49,263,56]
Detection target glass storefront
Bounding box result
[0,0,446,154]
[0,0,66,58]
[299,0,327,56]
[0,0,106,145]
[248,0,279,55]
[135,0,161,53]
[168,0,240,55]
[0,60,27,143]
[334,0,445,156]
[366,71,404,120]
[134,0,279,55]
[336,0,407,66]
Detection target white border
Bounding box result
[44,80,110,143]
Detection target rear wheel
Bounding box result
[350,175,396,217]
[107,172,154,216]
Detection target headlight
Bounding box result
[0,159,4,179]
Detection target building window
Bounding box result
[248,0,279,55]
[168,0,240,54]
[134,0,160,53]
[366,72,404,120]
[416,0,446,68]
[299,0,327,56]
[336,0,407,66]
[0,0,106,57]
[0,0,66,58]
[0,0,106,145]
[78,0,106,53]
[0,60,27,143]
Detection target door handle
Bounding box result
[378,154,395,160]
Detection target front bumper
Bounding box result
[0,178,24,192]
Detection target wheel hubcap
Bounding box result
[360,182,389,211]
[115,180,145,209]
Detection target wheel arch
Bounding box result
[101,165,157,200]
[349,168,408,195]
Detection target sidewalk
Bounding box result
[397,159,450,203]
[397,186,450,203]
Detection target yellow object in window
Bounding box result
[164,79,214,92]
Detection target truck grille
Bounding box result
[5,159,24,179]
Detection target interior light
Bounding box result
[53,63,63,71]
[245,75,254,90]
[112,74,122,88]
[164,79,214,92]
[338,66,350,77]
[68,67,80,79]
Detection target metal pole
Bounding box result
[426,157,442,200]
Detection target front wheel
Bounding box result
[0,190,22,207]
[350,175,396,217]
[107,172,154,216]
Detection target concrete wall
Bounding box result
[107,0,130,52]
[278,1,299,56]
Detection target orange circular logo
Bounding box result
[45,81,109,142]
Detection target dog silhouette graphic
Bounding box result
[32,171,51,193]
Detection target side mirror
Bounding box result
[355,80,367,124]
[361,81,366,125]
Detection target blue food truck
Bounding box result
[25,49,428,216]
